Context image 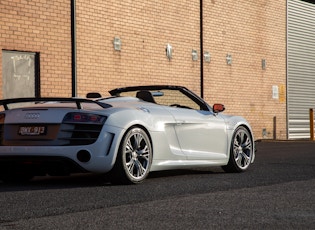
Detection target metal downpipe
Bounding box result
[200,0,204,98]
[71,0,77,97]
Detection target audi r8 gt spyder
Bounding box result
[0,85,255,184]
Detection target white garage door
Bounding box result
[287,0,315,139]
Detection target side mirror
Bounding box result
[86,92,102,98]
[213,103,225,113]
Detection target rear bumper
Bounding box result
[0,125,125,174]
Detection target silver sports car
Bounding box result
[0,85,255,184]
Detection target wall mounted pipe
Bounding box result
[71,0,77,97]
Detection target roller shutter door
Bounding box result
[287,0,315,139]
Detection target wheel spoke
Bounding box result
[126,139,134,153]
[138,145,149,156]
[235,153,243,166]
[233,138,240,154]
[126,160,135,174]
[238,132,245,144]
[135,133,143,148]
[243,137,252,150]
[240,151,251,166]
[134,159,146,177]
[233,140,240,149]
[242,155,251,166]
[140,153,149,162]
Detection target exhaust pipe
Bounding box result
[77,150,91,163]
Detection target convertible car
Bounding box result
[0,85,255,184]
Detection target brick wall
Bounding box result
[76,0,287,139]
[76,0,201,98]
[0,0,287,139]
[0,0,71,97]
[202,0,287,139]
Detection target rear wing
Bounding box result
[0,97,111,110]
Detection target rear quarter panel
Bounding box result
[103,103,186,162]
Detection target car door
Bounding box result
[165,107,228,160]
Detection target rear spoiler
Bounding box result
[0,97,111,110]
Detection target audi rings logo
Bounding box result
[24,113,40,119]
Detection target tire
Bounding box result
[109,127,152,185]
[222,126,253,173]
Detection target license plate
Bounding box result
[18,126,46,136]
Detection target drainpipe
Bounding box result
[200,0,204,98]
[71,0,77,97]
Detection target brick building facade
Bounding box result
[0,0,287,140]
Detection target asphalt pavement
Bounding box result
[0,140,314,230]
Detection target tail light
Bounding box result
[62,112,107,124]
[0,113,5,124]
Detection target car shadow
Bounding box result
[0,173,109,192]
[0,167,225,192]
[148,167,224,179]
